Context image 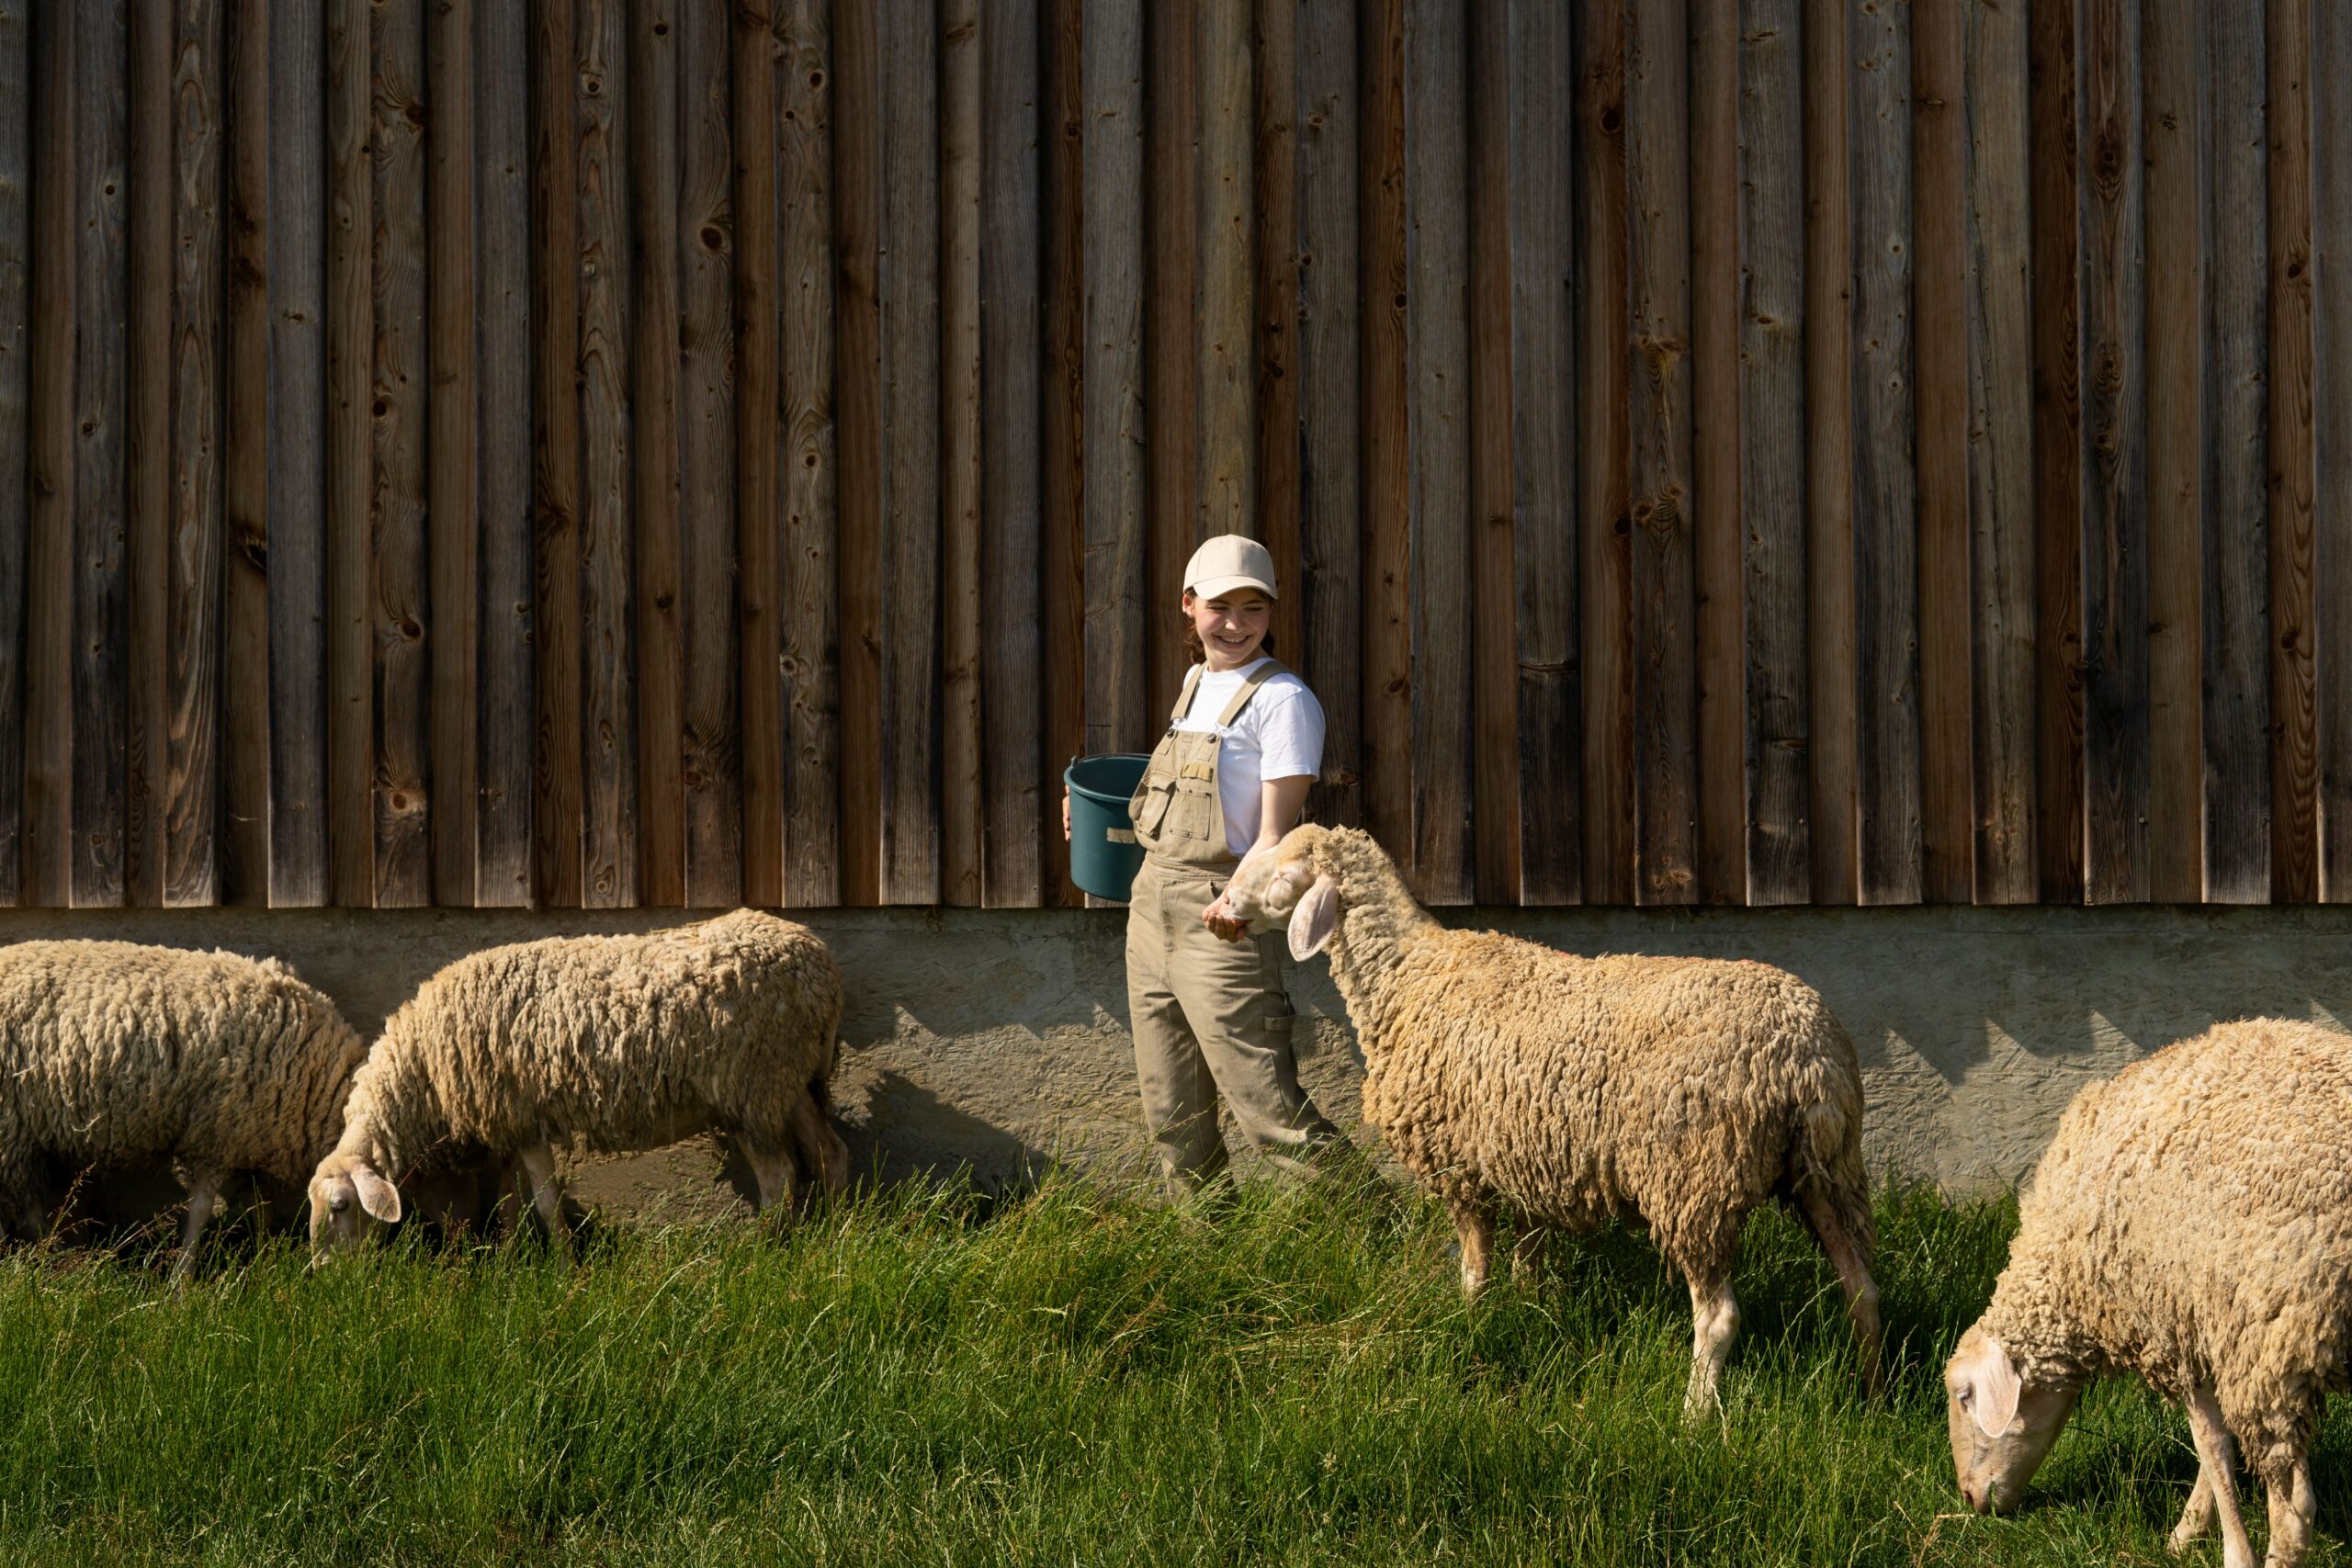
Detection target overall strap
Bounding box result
[1215,660,1287,727]
[1169,664,1206,724]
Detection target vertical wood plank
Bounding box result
[1145,0,1198,717]
[1625,0,1697,906]
[1848,0,1921,907]
[980,0,1044,907]
[2030,0,2083,901]
[1040,0,1084,905]
[327,0,372,908]
[1498,0,1577,904]
[1690,0,1743,905]
[428,0,480,906]
[836,0,940,906]
[1197,0,1256,539]
[778,0,840,906]
[735,0,781,908]
[219,0,266,905]
[1466,0,1521,904]
[534,0,581,908]
[129,0,171,908]
[880,0,941,905]
[1256,0,1303,665]
[1911,0,1972,904]
[23,0,66,910]
[1803,0,1854,904]
[678,0,739,908]
[474,0,532,907]
[2315,0,2352,897]
[632,0,684,907]
[1576,0,1632,905]
[266,0,326,907]
[1964,0,2036,903]
[1083,0,1148,758]
[1361,0,1411,865]
[576,0,636,908]
[2141,0,2201,905]
[833,0,880,906]
[0,0,28,907]
[371,0,431,906]
[2203,0,2270,902]
[166,0,223,907]
[2270,0,2317,901]
[72,0,130,908]
[941,0,982,907]
[1402,0,1471,905]
[1740,0,1808,906]
[1295,0,1362,831]
[2077,0,2148,905]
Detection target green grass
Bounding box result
[0,1176,2343,1567]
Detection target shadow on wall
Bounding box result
[1482,901,2352,1191]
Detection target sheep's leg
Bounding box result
[2261,1453,2314,1568]
[2183,1384,2256,1568]
[789,1085,850,1200]
[1682,1275,1740,1423]
[1509,1220,1552,1286]
[739,1136,800,1218]
[1449,1196,1495,1298]
[170,1171,224,1288]
[2168,1467,2216,1552]
[1797,1188,1883,1397]
[516,1144,571,1254]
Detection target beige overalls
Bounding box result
[1125,660,1343,1189]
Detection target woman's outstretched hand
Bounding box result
[1061,790,1070,842]
[1203,895,1248,942]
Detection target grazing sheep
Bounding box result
[1944,1018,2352,1568]
[0,939,368,1281]
[309,909,850,1255]
[1218,824,1881,1416]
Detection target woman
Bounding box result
[1072,535,1347,1191]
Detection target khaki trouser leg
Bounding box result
[1127,861,1344,1189]
[1128,863,1229,1187]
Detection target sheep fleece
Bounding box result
[1976,1018,2352,1475]
[0,939,366,1189]
[1311,829,1872,1280]
[345,910,844,1172]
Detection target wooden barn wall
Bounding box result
[0,0,2346,910]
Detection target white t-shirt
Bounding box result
[1170,658,1326,855]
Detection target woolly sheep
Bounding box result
[1944,1018,2352,1568]
[1218,824,1882,1416]
[309,908,850,1255]
[0,938,368,1281]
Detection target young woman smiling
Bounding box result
[1068,535,1347,1192]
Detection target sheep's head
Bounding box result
[307,1150,403,1259]
[1221,824,1341,960]
[1944,1325,2081,1514]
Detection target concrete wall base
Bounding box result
[6,903,2346,1217]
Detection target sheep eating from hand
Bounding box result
[1219,824,1881,1416]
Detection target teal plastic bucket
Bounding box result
[1065,753,1152,901]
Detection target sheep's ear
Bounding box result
[351,1166,403,1224]
[1970,1337,2023,1439]
[1289,874,1340,960]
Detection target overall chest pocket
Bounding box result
[1160,771,1224,843]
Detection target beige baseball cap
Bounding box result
[1183,534,1279,600]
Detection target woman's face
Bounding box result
[1187,588,1272,669]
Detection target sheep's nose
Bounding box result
[1962,1483,1984,1514]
